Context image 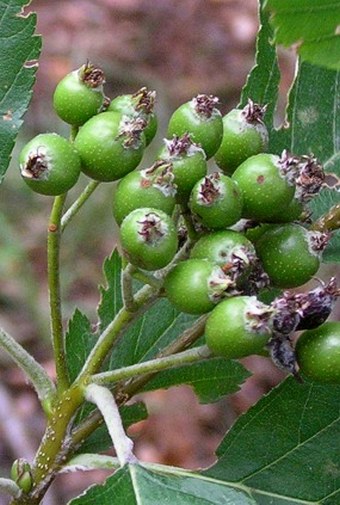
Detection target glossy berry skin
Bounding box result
[19,133,81,195]
[205,296,273,359]
[74,111,146,182]
[108,92,157,146]
[256,224,321,289]
[215,107,268,175]
[53,64,105,126]
[296,322,340,383]
[232,153,295,222]
[158,136,207,203]
[120,208,177,271]
[112,165,176,225]
[167,95,223,159]
[189,173,243,229]
[164,259,221,314]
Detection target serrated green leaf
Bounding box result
[109,298,198,369]
[68,464,255,505]
[205,377,340,504]
[66,310,96,382]
[264,0,340,70]
[240,0,280,127]
[97,250,123,331]
[308,188,340,263]
[141,357,250,404]
[0,0,41,183]
[77,402,148,455]
[270,63,340,166]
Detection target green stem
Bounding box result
[121,265,138,311]
[61,180,100,232]
[91,345,211,386]
[130,267,162,289]
[0,478,20,498]
[0,327,56,404]
[77,284,158,381]
[48,194,69,393]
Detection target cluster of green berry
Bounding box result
[19,63,340,384]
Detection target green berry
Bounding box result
[256,224,329,288]
[74,111,146,182]
[113,161,176,225]
[108,87,157,145]
[296,322,340,383]
[164,259,237,315]
[19,133,81,195]
[215,100,268,175]
[120,208,178,271]
[205,296,273,359]
[189,172,243,229]
[232,151,298,222]
[190,230,256,283]
[158,133,207,203]
[167,94,223,159]
[53,62,105,126]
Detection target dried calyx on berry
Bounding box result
[277,149,302,186]
[163,133,205,158]
[207,266,240,303]
[241,99,267,125]
[294,154,325,203]
[267,335,302,382]
[79,61,106,88]
[193,94,220,118]
[118,116,147,148]
[218,246,257,287]
[141,160,177,197]
[132,87,157,115]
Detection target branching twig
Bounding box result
[91,345,211,386]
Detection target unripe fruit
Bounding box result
[19,133,81,195]
[74,111,146,181]
[189,172,243,229]
[164,259,238,315]
[215,100,268,175]
[256,224,329,289]
[167,94,223,159]
[108,87,157,145]
[53,62,105,126]
[158,133,207,203]
[190,230,256,286]
[205,296,273,359]
[113,161,176,225]
[232,151,298,222]
[120,208,178,271]
[296,322,340,383]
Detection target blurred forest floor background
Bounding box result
[0,1,332,504]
